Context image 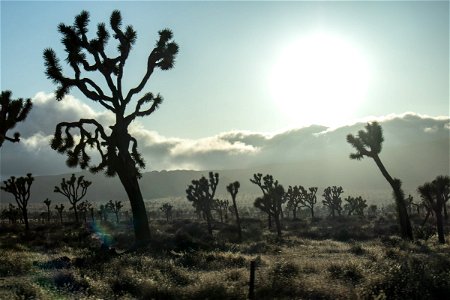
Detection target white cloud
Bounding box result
[2,93,449,177]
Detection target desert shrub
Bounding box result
[242,241,282,255]
[53,270,89,293]
[360,256,450,299]
[327,263,364,284]
[349,243,366,256]
[0,251,32,276]
[413,225,435,241]
[176,251,247,271]
[189,281,241,300]
[1,280,44,299]
[108,269,140,297]
[255,260,302,299]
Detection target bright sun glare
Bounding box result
[270,32,370,127]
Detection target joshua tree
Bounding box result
[285,185,303,220]
[107,200,123,224]
[76,200,89,223]
[44,11,178,245]
[0,90,33,148]
[86,201,95,222]
[303,187,318,218]
[159,203,173,222]
[417,175,450,244]
[251,174,286,228]
[344,196,367,216]
[54,174,91,223]
[1,204,21,224]
[254,182,285,237]
[215,199,229,223]
[322,186,343,217]
[186,172,219,235]
[55,204,65,223]
[99,204,109,222]
[367,204,377,218]
[347,122,413,240]
[42,198,52,222]
[227,181,242,241]
[1,174,34,231]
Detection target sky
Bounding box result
[0,1,449,176]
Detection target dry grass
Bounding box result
[1,218,450,299]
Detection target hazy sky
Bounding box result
[2,1,448,140]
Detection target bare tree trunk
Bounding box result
[435,210,445,244]
[231,196,242,242]
[373,155,413,240]
[117,169,151,245]
[274,214,282,237]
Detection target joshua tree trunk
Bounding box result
[22,208,29,232]
[310,207,314,218]
[117,169,151,244]
[274,214,282,237]
[293,208,297,220]
[267,214,272,229]
[59,212,63,223]
[444,205,448,220]
[205,211,213,235]
[435,210,445,243]
[231,199,242,242]
[73,205,79,224]
[373,154,413,240]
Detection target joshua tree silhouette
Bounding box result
[343,196,367,216]
[43,198,52,222]
[160,203,173,222]
[227,181,242,241]
[55,204,65,223]
[322,186,344,217]
[186,172,219,235]
[0,90,32,147]
[44,10,178,245]
[417,175,450,244]
[347,122,413,240]
[251,173,285,229]
[1,173,34,231]
[254,181,285,237]
[54,174,91,223]
[107,200,123,223]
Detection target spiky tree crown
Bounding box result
[347,121,384,160]
[0,90,33,146]
[1,173,34,210]
[44,10,178,177]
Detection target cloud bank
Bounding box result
[1,92,449,178]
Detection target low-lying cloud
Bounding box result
[1,92,448,178]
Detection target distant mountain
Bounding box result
[1,114,448,208]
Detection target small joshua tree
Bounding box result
[1,173,34,231]
[1,204,21,224]
[99,204,109,222]
[254,181,285,237]
[186,172,219,235]
[107,200,123,224]
[215,199,229,223]
[44,10,178,245]
[0,90,33,147]
[417,175,450,244]
[285,185,303,220]
[43,198,52,222]
[77,200,89,223]
[322,186,344,217]
[303,187,318,219]
[55,204,65,223]
[227,181,242,241]
[160,203,173,222]
[344,196,367,216]
[347,122,413,240]
[251,174,286,228]
[54,174,91,223]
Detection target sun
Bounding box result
[269,32,371,127]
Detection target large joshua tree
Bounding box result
[0,90,32,148]
[43,10,178,244]
[347,122,413,240]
